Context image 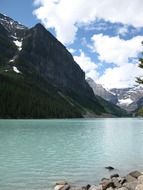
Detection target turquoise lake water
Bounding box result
[0,118,143,190]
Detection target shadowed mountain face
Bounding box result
[0,13,126,118]
[17,23,93,97]
[0,24,17,65]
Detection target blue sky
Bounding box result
[1,0,143,89]
[0,0,37,27]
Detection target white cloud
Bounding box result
[33,0,143,89]
[67,48,76,54]
[74,51,99,80]
[97,63,143,89]
[91,34,143,66]
[33,0,143,44]
[90,34,143,88]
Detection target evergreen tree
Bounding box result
[137,43,143,84]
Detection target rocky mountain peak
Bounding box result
[11,21,93,97]
[0,13,27,38]
[34,23,46,30]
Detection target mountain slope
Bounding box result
[87,77,143,114]
[111,86,143,112]
[0,71,83,118]
[0,13,126,118]
[0,24,17,66]
[16,23,93,97]
[87,78,118,104]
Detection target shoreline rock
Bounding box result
[105,166,115,171]
[54,171,143,190]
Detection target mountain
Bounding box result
[87,78,118,104]
[0,13,126,118]
[0,13,26,35]
[87,78,143,113]
[111,85,143,112]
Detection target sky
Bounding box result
[1,0,143,89]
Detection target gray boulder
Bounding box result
[62,185,70,190]
[117,187,128,190]
[126,175,137,182]
[100,178,115,190]
[55,185,65,190]
[106,187,114,190]
[81,185,91,190]
[89,185,103,190]
[129,171,142,179]
[111,177,122,188]
[136,184,143,190]
[123,181,138,190]
[55,181,69,190]
[138,175,143,185]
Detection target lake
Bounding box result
[0,118,143,190]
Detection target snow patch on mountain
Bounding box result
[118,98,133,105]
[9,58,15,63]
[87,77,143,112]
[111,85,143,111]
[9,55,17,63]
[11,35,18,39]
[13,66,21,74]
[13,40,22,51]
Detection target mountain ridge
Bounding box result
[87,77,143,114]
[0,13,127,118]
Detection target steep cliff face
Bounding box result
[87,78,118,104]
[16,23,92,96]
[0,13,126,118]
[0,24,17,65]
[0,13,26,66]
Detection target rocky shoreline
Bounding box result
[54,170,143,190]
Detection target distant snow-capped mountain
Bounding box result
[87,78,143,112]
[111,85,143,112]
